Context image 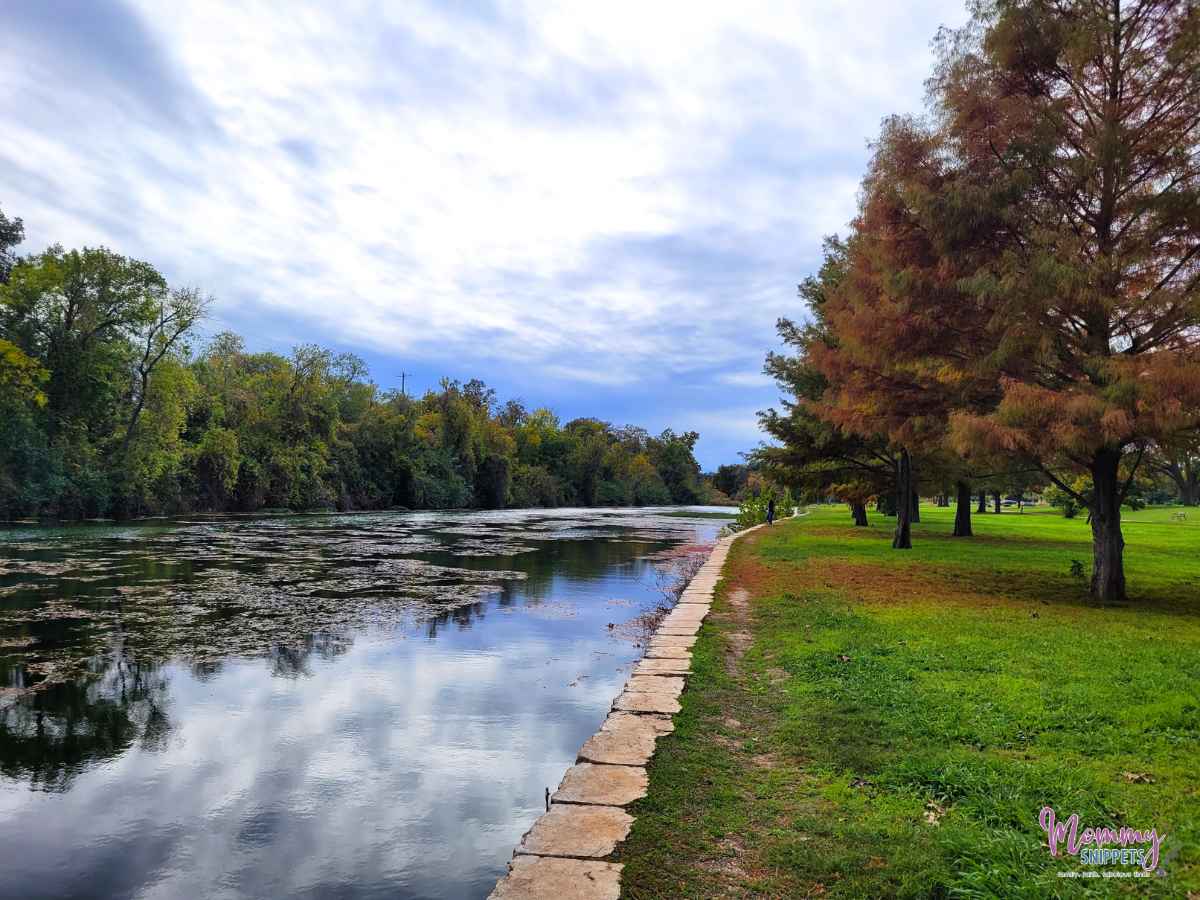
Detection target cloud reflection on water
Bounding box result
[0,507,724,899]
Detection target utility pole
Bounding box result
[399,371,409,397]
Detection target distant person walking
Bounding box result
[767,497,776,526]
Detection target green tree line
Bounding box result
[0,208,710,519]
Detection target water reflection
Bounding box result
[0,507,727,899]
[0,651,171,792]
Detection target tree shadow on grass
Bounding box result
[747,521,1200,617]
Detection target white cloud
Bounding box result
[0,0,969,462]
[679,405,768,440]
[719,370,774,388]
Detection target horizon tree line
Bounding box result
[0,206,717,520]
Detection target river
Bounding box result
[0,507,729,899]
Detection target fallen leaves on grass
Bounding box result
[1122,771,1155,784]
[924,800,945,826]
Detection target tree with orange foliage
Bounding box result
[802,116,1008,549]
[927,0,1200,602]
[760,239,899,530]
[780,2,1200,597]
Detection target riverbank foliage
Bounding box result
[733,489,795,530]
[0,208,711,519]
[617,508,1200,897]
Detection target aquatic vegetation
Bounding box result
[0,508,719,703]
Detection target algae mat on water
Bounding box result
[616,505,1200,897]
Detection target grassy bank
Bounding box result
[617,505,1199,897]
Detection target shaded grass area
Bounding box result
[617,506,1199,898]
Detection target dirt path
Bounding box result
[719,587,752,675]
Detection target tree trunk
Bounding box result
[1158,461,1194,506]
[850,502,868,527]
[893,449,912,549]
[1089,449,1127,603]
[938,494,950,508]
[992,490,1001,514]
[120,390,148,459]
[881,492,896,516]
[977,491,987,513]
[1171,462,1199,506]
[910,485,920,523]
[953,480,973,537]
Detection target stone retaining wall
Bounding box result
[488,523,766,900]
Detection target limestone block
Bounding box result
[489,857,623,900]
[515,804,634,859]
[552,762,648,807]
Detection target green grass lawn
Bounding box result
[617,505,1199,898]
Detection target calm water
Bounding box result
[0,507,727,899]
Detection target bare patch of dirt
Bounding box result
[697,835,749,879]
[726,587,750,611]
[717,587,755,675]
[711,733,741,751]
[724,631,752,673]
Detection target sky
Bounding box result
[1,0,968,469]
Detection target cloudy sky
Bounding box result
[1,0,967,468]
